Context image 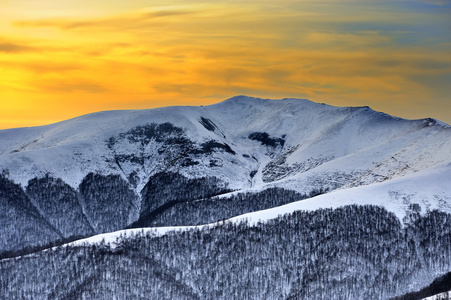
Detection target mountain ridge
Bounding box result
[1,96,449,188]
[0,95,450,253]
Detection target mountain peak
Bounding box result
[420,117,450,128]
[223,95,314,105]
[221,95,269,105]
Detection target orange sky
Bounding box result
[1,0,450,129]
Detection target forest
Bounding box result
[1,205,450,299]
[2,170,327,254]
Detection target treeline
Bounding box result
[132,171,232,227]
[0,173,138,253]
[391,270,451,300]
[0,235,87,261]
[1,205,451,299]
[1,171,232,253]
[148,187,327,226]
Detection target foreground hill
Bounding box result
[1,204,451,299]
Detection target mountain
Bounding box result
[1,96,449,192]
[0,96,451,299]
[0,96,450,253]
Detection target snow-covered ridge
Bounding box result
[0,96,449,190]
[0,95,450,250]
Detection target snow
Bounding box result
[229,164,451,223]
[423,291,451,300]
[67,163,451,249]
[0,96,449,191]
[69,227,191,248]
[0,95,450,243]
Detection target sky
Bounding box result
[0,0,450,129]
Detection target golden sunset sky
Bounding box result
[1,0,450,129]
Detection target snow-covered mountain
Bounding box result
[1,95,449,191]
[0,96,450,253]
[1,96,451,299]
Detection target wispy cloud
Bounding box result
[0,41,33,53]
[39,80,109,93]
[0,60,80,73]
[13,9,200,31]
[419,0,451,6]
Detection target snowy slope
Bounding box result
[0,96,449,193]
[229,164,451,223]
[0,96,450,248]
[68,163,451,249]
[0,96,450,233]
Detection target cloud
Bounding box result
[14,18,118,30]
[142,10,196,18]
[0,41,33,53]
[39,80,109,93]
[13,9,199,31]
[419,0,451,6]
[0,60,81,74]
